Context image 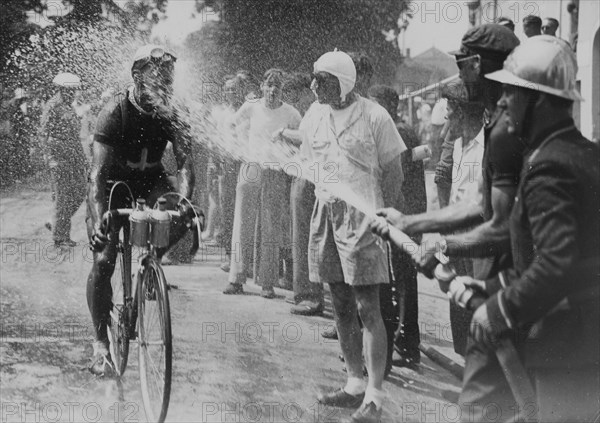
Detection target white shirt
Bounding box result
[235,98,301,153]
[450,127,484,205]
[300,96,406,204]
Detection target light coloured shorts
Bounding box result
[308,199,389,286]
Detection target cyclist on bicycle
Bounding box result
[86,44,198,376]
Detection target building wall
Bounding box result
[577,0,600,142]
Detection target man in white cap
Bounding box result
[40,72,87,247]
[291,49,406,423]
[85,45,199,376]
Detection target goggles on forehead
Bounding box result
[455,54,481,71]
[133,47,176,71]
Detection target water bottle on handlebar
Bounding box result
[95,195,204,253]
[150,198,171,249]
[130,199,150,247]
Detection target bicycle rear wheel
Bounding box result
[138,258,172,423]
[107,224,132,376]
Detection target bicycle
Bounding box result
[102,184,202,423]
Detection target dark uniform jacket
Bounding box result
[498,118,600,369]
[40,94,86,169]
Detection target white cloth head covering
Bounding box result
[313,50,356,101]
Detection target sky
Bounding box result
[150,0,212,45]
[405,0,572,57]
[404,2,471,56]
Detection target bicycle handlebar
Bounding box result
[100,209,183,233]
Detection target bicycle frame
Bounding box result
[104,203,183,423]
[105,207,182,336]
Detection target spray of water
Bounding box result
[172,95,377,217]
[6,16,408,253]
[173,100,421,257]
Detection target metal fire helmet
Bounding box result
[485,35,583,101]
[52,72,82,89]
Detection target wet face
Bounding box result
[496,84,533,136]
[134,61,175,110]
[61,88,76,105]
[311,72,341,105]
[223,79,239,107]
[261,75,283,109]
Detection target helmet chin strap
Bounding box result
[519,91,541,143]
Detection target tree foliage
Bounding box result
[187,0,412,86]
[0,0,167,95]
[1,0,412,94]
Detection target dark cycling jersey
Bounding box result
[94,89,181,179]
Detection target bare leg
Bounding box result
[85,217,120,346]
[329,283,363,378]
[354,284,387,391]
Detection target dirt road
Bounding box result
[1,182,461,423]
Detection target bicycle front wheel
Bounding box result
[137,258,172,423]
[108,225,132,376]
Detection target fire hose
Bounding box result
[386,225,537,412]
